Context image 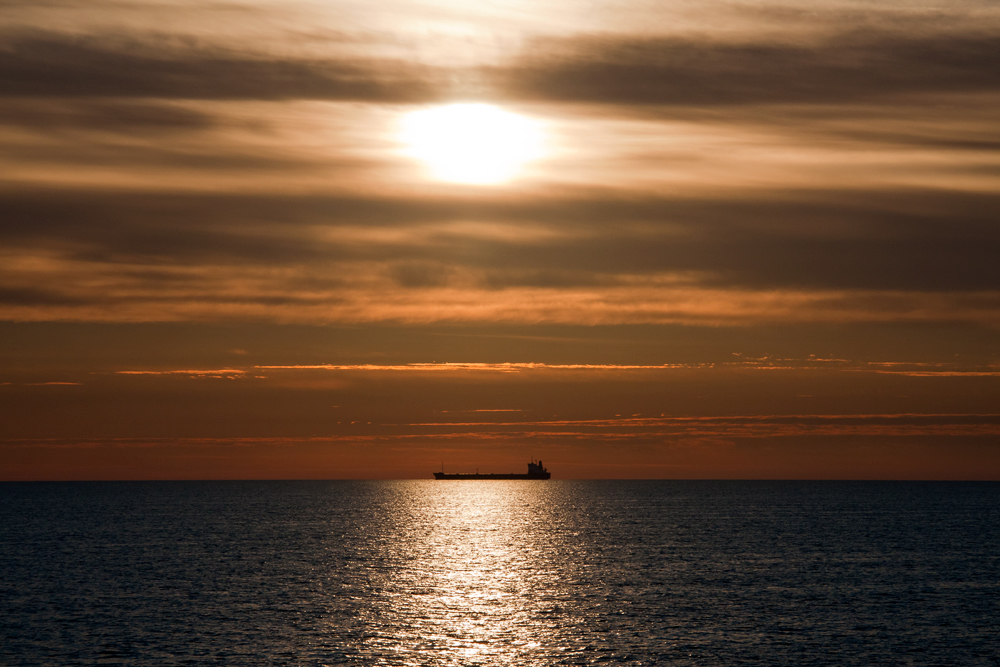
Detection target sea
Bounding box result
[1,480,998,666]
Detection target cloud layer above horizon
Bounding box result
[2,0,1000,327]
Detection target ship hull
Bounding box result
[433,472,551,480]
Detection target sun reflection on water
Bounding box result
[351,480,574,665]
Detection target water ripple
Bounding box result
[1,480,998,665]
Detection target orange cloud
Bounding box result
[24,382,82,386]
[115,369,246,377]
[255,362,707,372]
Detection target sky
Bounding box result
[2,0,999,480]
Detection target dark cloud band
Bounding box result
[0,33,441,101]
[3,27,999,104]
[500,30,1000,105]
[2,188,999,293]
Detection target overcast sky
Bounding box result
[2,0,999,479]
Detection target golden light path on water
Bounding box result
[344,481,587,665]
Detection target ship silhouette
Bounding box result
[433,460,550,480]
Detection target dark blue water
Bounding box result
[1,481,998,665]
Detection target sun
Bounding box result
[400,103,543,185]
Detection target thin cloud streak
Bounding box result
[253,361,1000,374]
[5,413,999,447]
[4,279,999,326]
[870,371,1000,377]
[23,381,81,385]
[255,362,709,372]
[406,413,1000,427]
[115,369,246,376]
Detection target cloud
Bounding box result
[115,369,246,377]
[1,13,998,329]
[398,416,1000,442]
[870,370,1000,377]
[254,362,707,372]
[252,359,1000,375]
[5,250,1000,326]
[4,189,1000,325]
[0,99,216,132]
[2,188,999,297]
[5,20,1000,107]
[0,286,89,306]
[498,28,1000,105]
[0,32,442,101]
[5,413,999,445]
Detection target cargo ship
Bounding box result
[433,460,550,480]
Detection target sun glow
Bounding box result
[401,103,543,184]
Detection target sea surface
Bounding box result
[1,480,998,666]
